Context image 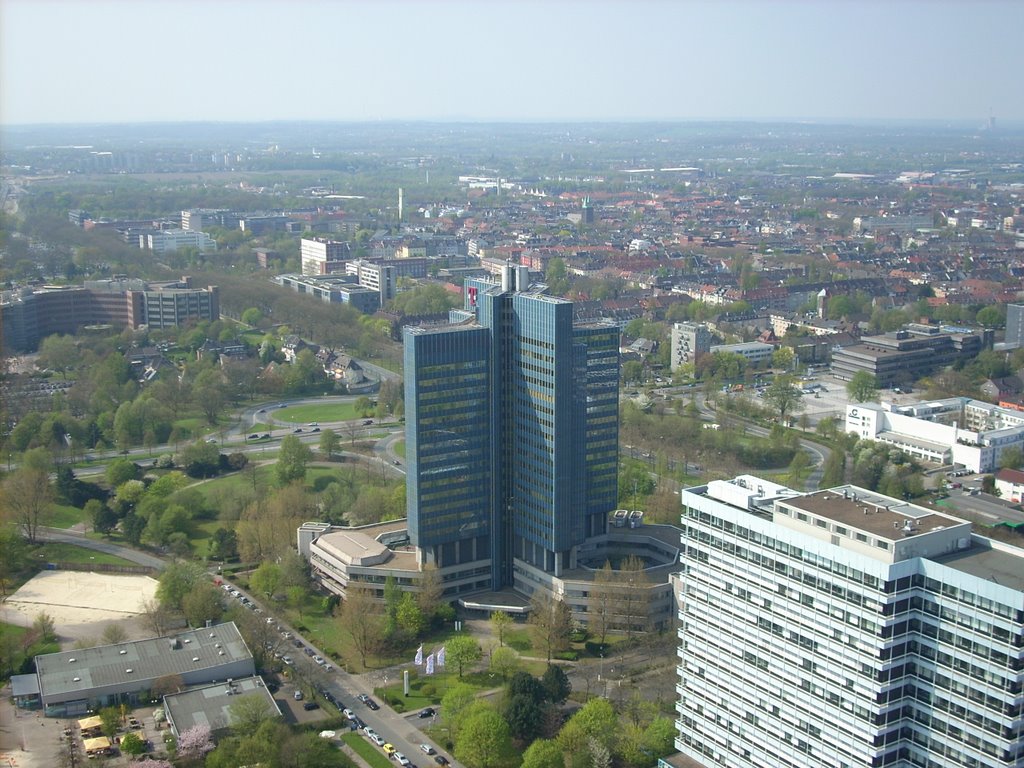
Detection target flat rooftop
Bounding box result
[934,539,1024,592]
[163,675,281,734]
[37,622,251,699]
[785,489,966,540]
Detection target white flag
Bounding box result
[437,645,446,667]
[425,652,435,675]
[414,645,423,666]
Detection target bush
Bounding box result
[554,650,579,661]
[584,641,610,656]
[421,684,436,697]
[155,454,175,468]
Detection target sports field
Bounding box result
[0,571,159,642]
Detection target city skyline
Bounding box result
[2,0,1023,126]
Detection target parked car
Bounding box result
[383,744,396,756]
[342,708,355,720]
[368,733,386,747]
[420,745,436,755]
[303,701,320,711]
[312,655,324,665]
[293,690,303,700]
[418,707,435,719]
[395,753,411,766]
[282,656,293,666]
[365,698,380,711]
[434,757,449,766]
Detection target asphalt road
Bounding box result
[36,526,167,570]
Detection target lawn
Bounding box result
[32,542,138,567]
[393,441,405,458]
[50,503,85,529]
[269,403,365,424]
[341,733,393,768]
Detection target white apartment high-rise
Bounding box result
[674,477,1024,768]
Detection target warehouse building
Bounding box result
[22,622,254,717]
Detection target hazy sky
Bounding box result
[2,0,1021,125]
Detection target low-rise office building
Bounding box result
[298,519,678,631]
[23,622,253,717]
[274,273,382,314]
[846,397,1024,472]
[832,325,987,386]
[163,675,281,738]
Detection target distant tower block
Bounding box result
[817,288,829,319]
[582,196,594,224]
[398,188,404,222]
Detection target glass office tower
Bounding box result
[404,264,619,590]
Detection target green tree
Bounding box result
[489,646,520,681]
[99,706,121,738]
[182,582,224,628]
[1,466,54,544]
[820,449,846,487]
[441,682,477,739]
[976,305,1005,328]
[0,526,27,598]
[505,693,545,741]
[37,334,78,380]
[354,396,373,417]
[490,610,513,647]
[846,371,879,403]
[156,561,204,612]
[541,664,571,703]
[33,611,57,643]
[250,562,283,600]
[445,635,482,678]
[521,739,565,768]
[119,732,146,756]
[763,374,804,424]
[241,307,264,326]
[771,345,795,371]
[318,428,340,459]
[275,435,312,486]
[455,707,511,768]
[557,697,617,754]
[396,592,425,637]
[209,527,239,560]
[999,446,1024,470]
[227,693,274,731]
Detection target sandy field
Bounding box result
[0,571,159,643]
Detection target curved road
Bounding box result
[37,526,167,570]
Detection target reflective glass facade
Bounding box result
[405,273,619,589]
